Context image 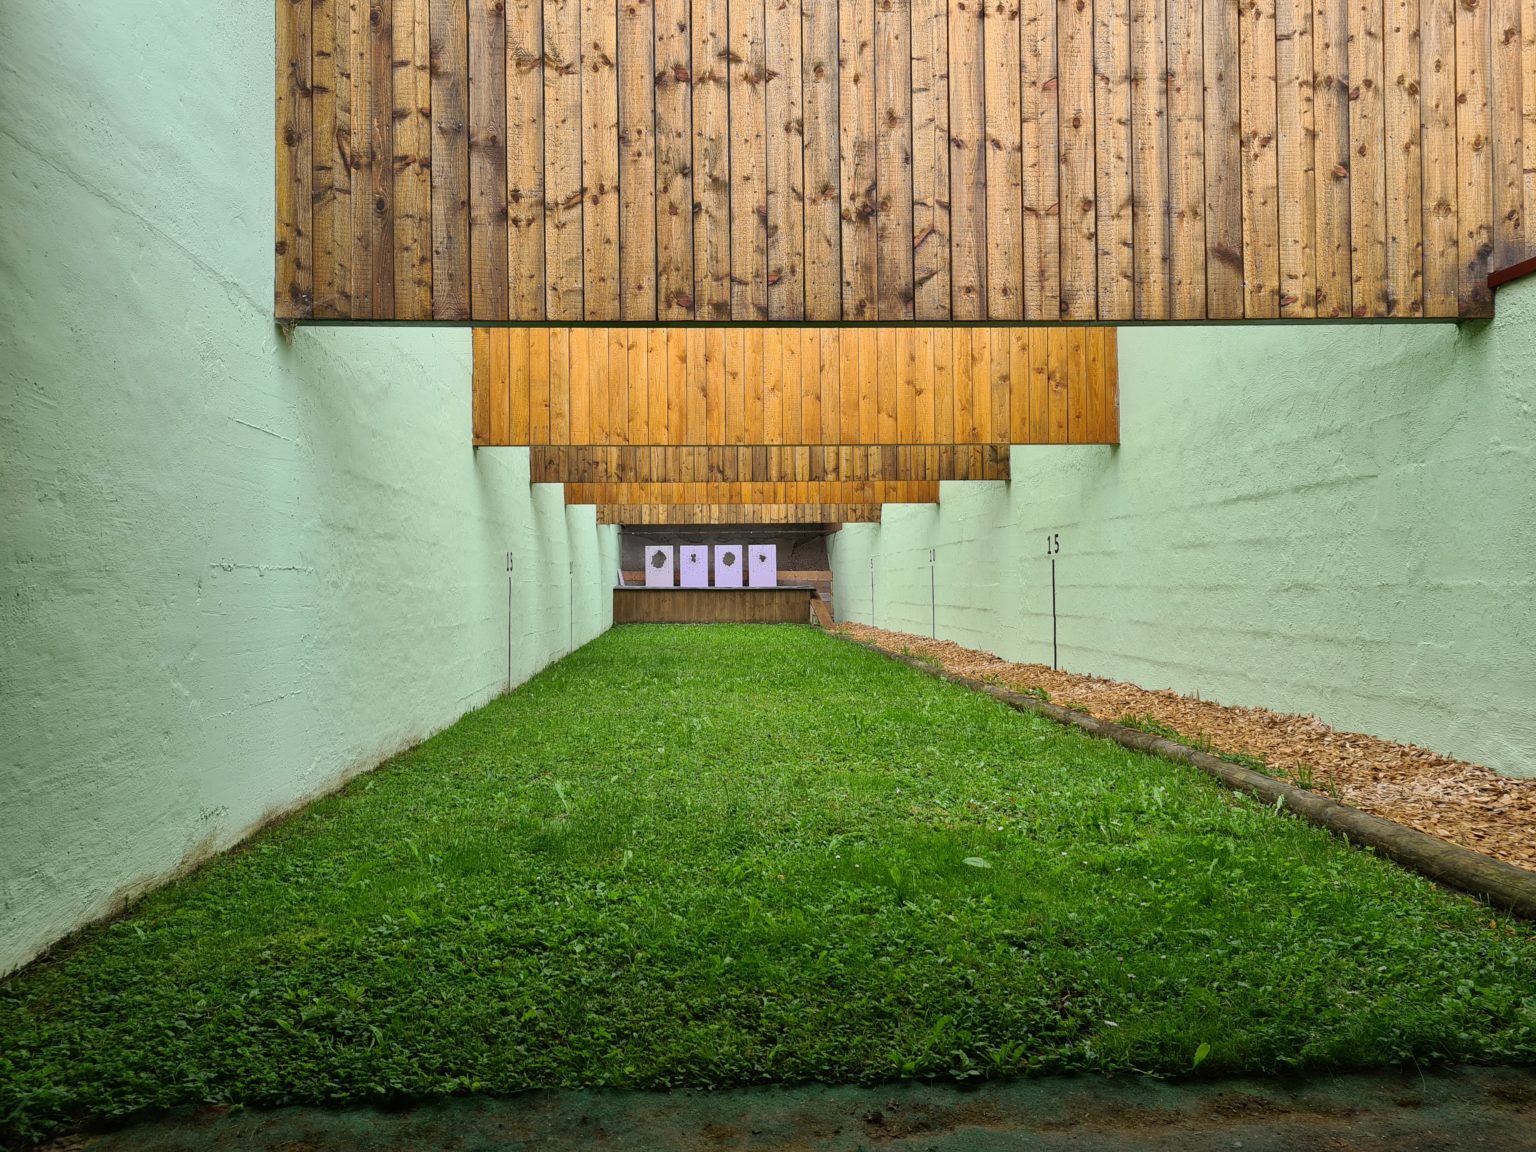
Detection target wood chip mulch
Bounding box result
[837,623,1536,873]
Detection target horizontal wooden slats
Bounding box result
[532,445,1011,482]
[280,0,1533,321]
[565,480,943,504]
[473,327,1119,446]
[601,504,883,524]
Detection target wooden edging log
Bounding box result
[838,635,1536,920]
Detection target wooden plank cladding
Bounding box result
[531,445,1011,483]
[563,480,943,504]
[278,0,1534,322]
[613,587,815,624]
[472,327,1118,446]
[599,504,884,524]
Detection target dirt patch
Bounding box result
[50,1069,1536,1152]
[838,623,1536,874]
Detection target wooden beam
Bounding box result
[566,480,943,503]
[598,503,885,523]
[529,444,1012,481]
[474,326,1117,446]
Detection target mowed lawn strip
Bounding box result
[3,624,1534,1143]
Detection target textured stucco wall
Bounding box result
[831,280,1536,780]
[0,2,618,974]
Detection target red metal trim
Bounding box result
[1488,255,1536,292]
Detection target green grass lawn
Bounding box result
[3,624,1535,1143]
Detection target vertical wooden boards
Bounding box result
[430,0,470,318]
[730,0,769,318]
[840,0,879,318]
[1104,328,1120,441]
[1348,0,1388,316]
[531,329,552,442]
[820,329,843,442]
[952,329,975,442]
[609,329,631,442]
[507,0,545,318]
[745,330,767,442]
[969,327,992,442]
[704,329,726,443]
[648,329,670,443]
[655,0,694,317]
[292,0,1533,323]
[912,0,952,318]
[1020,0,1060,318]
[858,329,879,444]
[499,328,525,444]
[1065,328,1088,441]
[583,0,621,318]
[277,0,313,318]
[803,1,843,317]
[1130,0,1170,316]
[312,0,352,319]
[470,0,508,318]
[762,328,785,443]
[1058,0,1097,318]
[472,329,494,443]
[394,0,434,318]
[801,330,824,441]
[618,0,657,318]
[627,330,649,444]
[1083,325,1104,440]
[984,0,1025,318]
[1489,0,1525,266]
[1094,0,1135,316]
[782,325,804,442]
[480,323,1126,452]
[726,329,747,443]
[1419,0,1459,314]
[1383,0,1423,314]
[948,0,989,317]
[1203,0,1244,316]
[838,328,863,441]
[352,0,379,318]
[1311,0,1353,314]
[692,0,732,319]
[989,328,1012,445]
[589,327,612,442]
[875,0,917,318]
[550,327,572,443]
[511,329,533,444]
[1525,0,1536,259]
[570,328,592,442]
[877,328,899,440]
[1456,0,1494,313]
[1027,326,1050,440]
[1238,0,1279,317]
[933,328,956,442]
[1274,0,1317,314]
[666,330,690,445]
[766,0,807,318]
[1046,328,1069,441]
[1166,0,1208,316]
[544,0,584,320]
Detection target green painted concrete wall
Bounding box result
[0,2,618,974]
[832,279,1536,780]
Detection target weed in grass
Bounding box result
[1,625,1534,1145]
[1221,751,1272,775]
[1021,686,1051,703]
